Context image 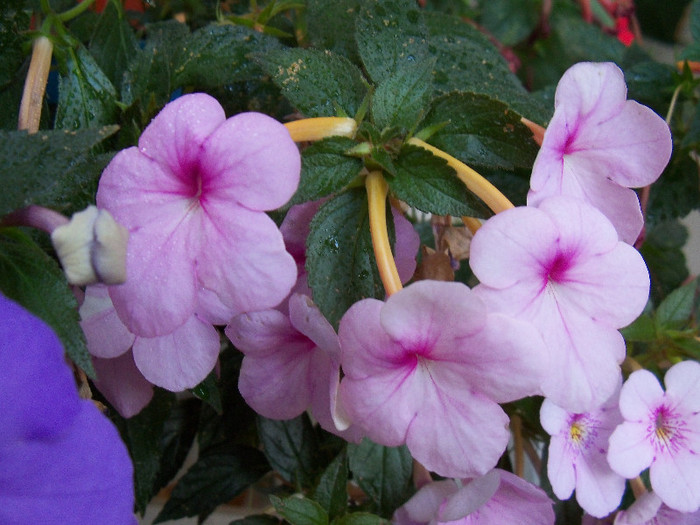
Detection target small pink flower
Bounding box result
[528,62,672,244]
[338,280,546,478]
[392,469,554,525]
[607,361,700,513]
[97,93,300,338]
[540,382,625,518]
[471,196,649,411]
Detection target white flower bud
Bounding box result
[51,206,129,286]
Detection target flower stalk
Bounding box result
[18,36,53,133]
[366,170,402,296]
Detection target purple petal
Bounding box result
[607,421,655,478]
[546,432,577,500]
[0,402,135,524]
[618,369,665,420]
[574,446,626,518]
[226,309,298,356]
[441,471,500,520]
[664,360,700,413]
[395,479,458,524]
[132,315,220,391]
[478,470,555,525]
[280,200,323,263]
[289,293,340,363]
[137,93,226,178]
[199,112,300,211]
[392,206,419,284]
[92,351,154,418]
[80,285,135,359]
[651,451,700,513]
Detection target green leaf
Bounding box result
[372,58,435,131]
[0,0,29,89]
[355,0,429,83]
[0,126,118,216]
[175,23,282,89]
[154,443,269,523]
[306,189,386,328]
[121,20,189,108]
[424,11,548,123]
[333,513,388,525]
[347,439,413,518]
[0,228,94,377]
[55,46,119,129]
[116,389,175,514]
[89,1,139,91]
[641,220,690,304]
[259,48,368,118]
[690,0,700,42]
[153,398,200,494]
[621,313,657,342]
[313,449,348,520]
[479,0,540,46]
[305,0,363,64]
[257,414,318,488]
[292,137,364,205]
[270,495,329,525]
[656,278,699,330]
[389,144,490,217]
[189,370,223,414]
[648,154,700,224]
[422,92,539,170]
[230,515,281,525]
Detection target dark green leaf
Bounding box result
[258,414,318,488]
[422,92,539,170]
[479,0,540,46]
[621,313,657,342]
[424,11,547,123]
[313,449,348,520]
[153,398,200,493]
[656,278,698,330]
[355,0,429,84]
[0,126,118,216]
[121,21,189,108]
[390,144,490,217]
[116,388,175,514]
[154,443,269,523]
[372,58,435,131]
[270,495,329,525]
[292,137,364,205]
[623,61,675,118]
[259,48,368,118]
[306,189,385,328]
[347,439,413,518]
[55,46,119,129]
[0,228,94,377]
[89,1,139,91]
[0,0,29,89]
[305,0,363,64]
[690,0,700,42]
[641,220,690,303]
[189,370,223,414]
[648,155,700,224]
[333,513,388,525]
[175,23,282,88]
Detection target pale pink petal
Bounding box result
[470,206,559,288]
[200,112,300,212]
[478,470,555,525]
[226,309,298,356]
[396,479,457,523]
[196,284,236,325]
[280,200,322,263]
[137,93,226,178]
[546,433,577,500]
[651,451,700,513]
[607,421,655,478]
[92,351,154,418]
[540,400,569,436]
[574,447,626,518]
[80,285,135,359]
[404,377,510,477]
[289,293,340,363]
[664,360,700,413]
[618,370,665,420]
[379,280,487,349]
[440,471,500,520]
[197,202,296,317]
[132,315,220,391]
[615,491,663,524]
[392,207,419,284]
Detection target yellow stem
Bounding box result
[18,36,53,133]
[461,216,482,234]
[630,476,647,498]
[366,170,402,297]
[622,356,644,374]
[407,138,514,214]
[284,117,357,142]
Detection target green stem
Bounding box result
[57,0,97,22]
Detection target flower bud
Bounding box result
[51,206,128,285]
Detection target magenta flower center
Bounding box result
[648,404,688,455]
[545,251,573,284]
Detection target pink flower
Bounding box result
[527,62,672,244]
[471,196,649,412]
[97,93,299,338]
[540,382,625,518]
[338,280,546,478]
[392,469,554,525]
[607,361,700,513]
[80,285,218,399]
[614,491,700,524]
[225,293,362,441]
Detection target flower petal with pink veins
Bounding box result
[132,315,220,391]
[92,351,154,418]
[80,285,135,359]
